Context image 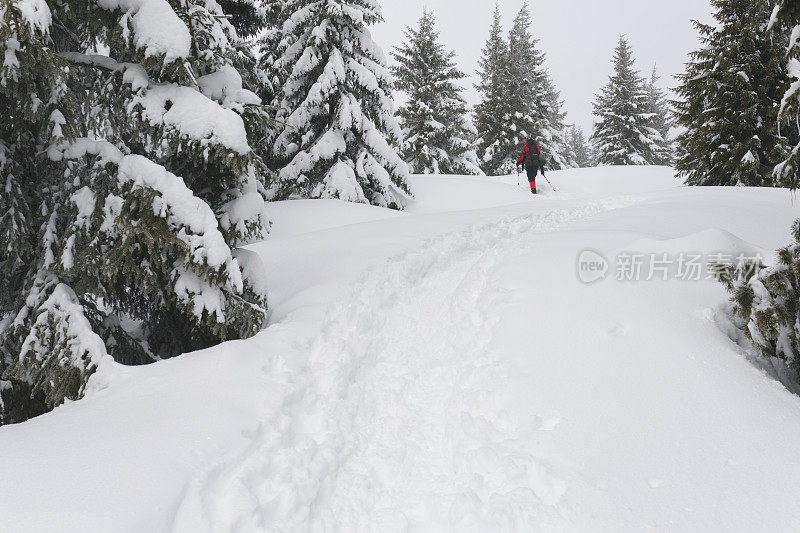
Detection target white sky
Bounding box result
[373,0,715,135]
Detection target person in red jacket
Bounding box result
[516,139,546,194]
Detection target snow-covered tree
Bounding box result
[644,66,674,166]
[0,0,272,423]
[675,0,796,186]
[718,2,800,382]
[474,1,568,174]
[474,3,511,175]
[771,0,800,189]
[564,125,593,168]
[392,9,482,175]
[591,36,654,166]
[256,0,289,108]
[720,221,800,378]
[268,0,412,208]
[539,75,570,169]
[220,0,265,40]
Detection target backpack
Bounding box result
[526,142,541,167]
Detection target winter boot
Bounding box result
[529,181,537,194]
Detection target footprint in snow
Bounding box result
[608,323,629,337]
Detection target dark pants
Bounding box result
[526,163,543,190]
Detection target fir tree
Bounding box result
[392,9,482,175]
[0,0,272,423]
[219,0,265,40]
[564,125,592,168]
[717,4,800,385]
[505,2,568,170]
[674,0,796,186]
[474,2,568,174]
[721,221,800,378]
[539,74,570,169]
[256,0,289,108]
[474,3,511,175]
[771,0,800,189]
[644,66,674,166]
[591,36,654,166]
[269,0,412,208]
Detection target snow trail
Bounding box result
[173,198,634,532]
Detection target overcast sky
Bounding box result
[373,0,715,134]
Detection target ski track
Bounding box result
[172,197,637,532]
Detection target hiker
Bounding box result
[516,139,546,194]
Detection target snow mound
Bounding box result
[267,199,404,238]
[406,174,535,213]
[626,228,768,258]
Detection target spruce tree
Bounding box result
[474,3,511,175]
[721,221,800,377]
[505,2,568,170]
[474,2,568,174]
[0,0,272,423]
[564,125,592,168]
[392,9,482,175]
[644,66,674,166]
[591,36,654,166]
[540,75,570,169]
[772,0,800,189]
[674,0,796,186]
[268,0,412,208]
[256,0,289,108]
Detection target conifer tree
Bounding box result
[0,0,272,422]
[772,0,800,189]
[674,0,796,186]
[564,125,592,168]
[721,221,800,377]
[256,0,289,108]
[591,36,655,166]
[474,3,512,175]
[505,2,568,170]
[644,66,674,166]
[268,0,412,208]
[474,2,568,174]
[540,75,570,169]
[392,10,482,175]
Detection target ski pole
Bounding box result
[543,173,557,192]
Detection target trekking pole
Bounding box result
[543,173,557,192]
[516,167,520,187]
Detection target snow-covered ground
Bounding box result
[4,166,800,532]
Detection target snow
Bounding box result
[95,0,191,63]
[19,283,113,389]
[15,0,51,34]
[219,191,269,244]
[197,66,262,108]
[117,154,244,289]
[135,84,252,155]
[4,167,800,531]
[48,139,247,321]
[3,37,21,71]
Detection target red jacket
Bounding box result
[518,141,541,166]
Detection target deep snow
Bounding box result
[3,166,800,532]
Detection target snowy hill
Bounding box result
[4,167,800,532]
